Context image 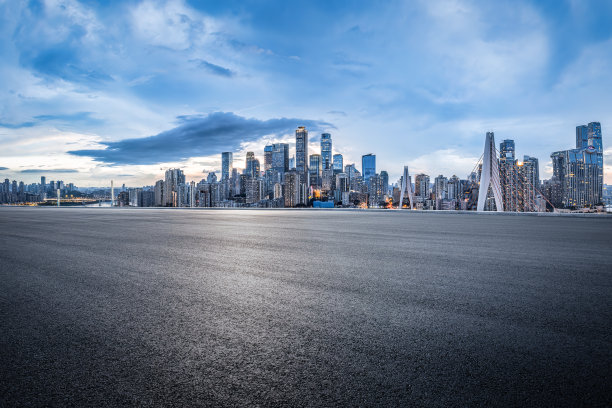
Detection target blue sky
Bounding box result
[0,0,611,186]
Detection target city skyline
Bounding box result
[0,1,611,186]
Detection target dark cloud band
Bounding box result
[69,112,333,165]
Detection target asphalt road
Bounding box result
[1,208,611,407]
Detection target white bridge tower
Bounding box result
[477,132,504,212]
[398,166,415,210]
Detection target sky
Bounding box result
[1,0,611,186]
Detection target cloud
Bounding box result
[69,112,334,165]
[20,169,79,174]
[0,121,36,129]
[195,60,235,77]
[0,167,9,170]
[327,110,347,116]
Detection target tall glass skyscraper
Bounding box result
[576,125,589,150]
[551,121,603,208]
[263,145,273,171]
[309,154,322,186]
[333,154,343,173]
[295,127,308,182]
[320,133,332,170]
[270,143,289,173]
[361,154,376,185]
[588,122,602,152]
[221,152,233,181]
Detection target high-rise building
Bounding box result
[550,122,603,209]
[154,180,164,206]
[295,126,308,181]
[207,172,217,184]
[499,139,520,211]
[321,133,332,170]
[164,168,185,206]
[362,154,376,185]
[576,125,589,150]
[245,152,257,178]
[283,171,300,207]
[271,143,290,173]
[221,152,233,181]
[264,145,273,171]
[415,174,430,199]
[434,175,448,200]
[380,171,389,196]
[309,154,322,187]
[588,122,602,152]
[333,154,343,173]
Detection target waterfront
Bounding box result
[1,208,611,407]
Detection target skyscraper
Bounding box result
[320,133,332,170]
[263,145,273,171]
[295,127,308,182]
[576,125,589,150]
[309,154,322,187]
[164,168,185,206]
[245,152,256,178]
[588,122,602,152]
[499,139,520,211]
[415,174,430,199]
[550,121,603,209]
[333,154,343,173]
[271,143,290,173]
[221,152,233,181]
[380,171,389,196]
[361,154,376,185]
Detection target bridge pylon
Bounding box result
[399,165,415,210]
[477,132,504,212]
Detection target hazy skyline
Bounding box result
[1,0,611,186]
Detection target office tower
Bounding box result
[368,174,384,206]
[361,154,376,185]
[271,143,290,173]
[321,169,334,191]
[283,171,300,207]
[164,168,185,206]
[245,152,256,178]
[519,159,538,211]
[588,122,602,152]
[273,183,283,200]
[154,180,164,206]
[380,171,389,196]
[415,174,430,198]
[309,154,322,186]
[499,139,520,211]
[447,175,460,200]
[576,125,589,150]
[550,122,603,209]
[434,175,448,200]
[333,154,343,173]
[246,179,264,204]
[221,152,233,181]
[289,155,295,170]
[264,145,273,171]
[40,176,46,187]
[295,126,308,181]
[207,172,217,184]
[321,133,332,170]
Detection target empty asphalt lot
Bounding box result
[1,207,611,407]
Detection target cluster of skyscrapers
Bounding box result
[1,122,606,211]
[0,177,77,204]
[141,122,605,211]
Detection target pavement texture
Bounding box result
[1,207,611,407]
